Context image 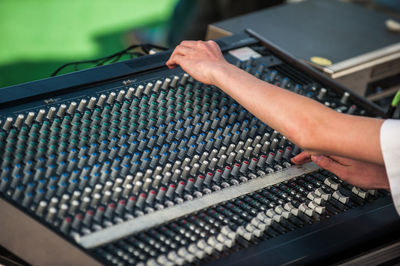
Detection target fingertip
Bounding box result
[165,58,176,68]
[311,155,322,164]
[291,151,309,164]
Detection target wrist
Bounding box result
[211,62,236,87]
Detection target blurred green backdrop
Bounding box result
[0,0,178,88]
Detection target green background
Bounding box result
[0,0,178,88]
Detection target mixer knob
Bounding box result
[135,85,144,97]
[77,99,87,112]
[116,90,125,102]
[14,114,24,129]
[107,92,116,104]
[162,78,171,90]
[144,83,153,95]
[153,80,162,92]
[317,88,327,100]
[87,97,96,109]
[269,70,278,81]
[281,77,290,88]
[170,76,179,88]
[46,107,57,120]
[25,112,35,126]
[180,73,189,85]
[35,109,46,123]
[340,91,350,104]
[347,104,356,114]
[67,102,77,115]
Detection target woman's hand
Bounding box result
[292,151,390,190]
[166,40,230,85]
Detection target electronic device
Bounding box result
[0,30,399,266]
[206,0,400,101]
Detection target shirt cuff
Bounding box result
[380,119,400,216]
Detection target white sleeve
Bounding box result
[380,119,400,215]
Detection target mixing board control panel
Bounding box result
[0,32,398,266]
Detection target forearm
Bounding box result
[213,63,384,164]
[166,40,384,164]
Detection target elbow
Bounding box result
[292,129,315,152]
[285,116,319,152]
[288,108,339,153]
[279,100,340,154]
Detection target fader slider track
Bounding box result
[77,162,318,248]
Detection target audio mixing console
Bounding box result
[0,30,399,265]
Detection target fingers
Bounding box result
[173,45,194,56]
[311,155,348,177]
[179,40,198,48]
[206,40,220,49]
[326,155,353,166]
[165,58,176,69]
[166,54,184,69]
[166,40,222,67]
[166,46,192,68]
[291,151,311,164]
[179,40,218,48]
[166,42,197,68]
[178,40,221,56]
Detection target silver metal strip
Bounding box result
[76,162,319,249]
[323,43,400,74]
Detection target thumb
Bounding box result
[166,54,183,69]
[165,59,176,69]
[311,155,347,177]
[291,151,311,164]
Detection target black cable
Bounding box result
[51,44,141,76]
[141,43,169,54]
[128,51,146,57]
[109,53,123,64]
[95,44,141,66]
[51,43,167,77]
